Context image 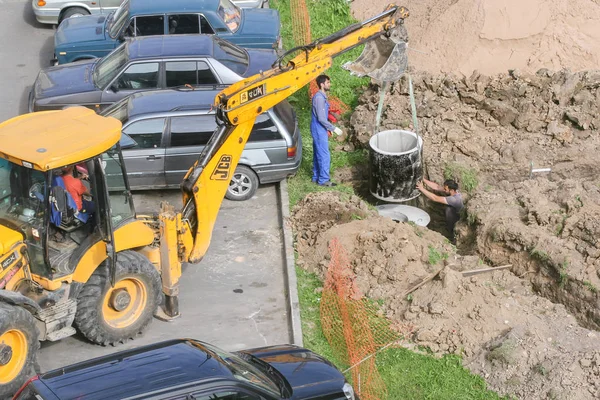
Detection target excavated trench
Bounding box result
[347,70,600,330]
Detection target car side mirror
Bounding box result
[109,84,119,93]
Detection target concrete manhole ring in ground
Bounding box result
[375,204,430,227]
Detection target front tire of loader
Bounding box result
[0,303,39,400]
[74,251,162,346]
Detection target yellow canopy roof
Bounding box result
[0,107,122,171]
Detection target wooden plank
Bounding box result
[402,267,445,298]
[461,264,512,277]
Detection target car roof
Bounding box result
[130,0,220,15]
[109,88,228,120]
[127,35,219,60]
[0,108,121,171]
[37,339,236,400]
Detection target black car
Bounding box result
[13,339,357,400]
[29,34,277,113]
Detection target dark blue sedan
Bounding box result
[14,339,357,399]
[53,0,281,64]
[32,35,277,113]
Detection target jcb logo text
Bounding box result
[211,155,232,180]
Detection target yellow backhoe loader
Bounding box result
[0,5,409,397]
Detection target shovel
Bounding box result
[343,6,409,83]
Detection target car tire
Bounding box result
[0,303,40,399]
[74,251,162,346]
[226,165,259,201]
[59,7,90,24]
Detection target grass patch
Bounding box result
[378,349,506,400]
[444,163,479,194]
[529,247,550,263]
[583,280,598,293]
[555,211,567,236]
[272,0,369,207]
[428,245,448,265]
[559,259,569,288]
[295,267,347,368]
[487,339,517,366]
[533,363,548,377]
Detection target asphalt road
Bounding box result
[0,0,294,372]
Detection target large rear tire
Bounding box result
[74,251,162,346]
[0,303,39,400]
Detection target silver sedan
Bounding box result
[32,0,269,25]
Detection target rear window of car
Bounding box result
[248,114,281,142]
[272,100,296,137]
[213,38,248,76]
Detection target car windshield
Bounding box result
[213,37,249,76]
[107,0,130,38]
[93,44,129,89]
[197,342,281,396]
[218,0,242,33]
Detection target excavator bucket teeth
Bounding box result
[343,23,409,83]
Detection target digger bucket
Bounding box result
[343,14,409,83]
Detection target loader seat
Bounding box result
[49,175,88,232]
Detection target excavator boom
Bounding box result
[179,5,409,264]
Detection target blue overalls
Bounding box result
[311,91,331,185]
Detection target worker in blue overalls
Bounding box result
[311,74,343,187]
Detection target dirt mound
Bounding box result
[410,268,600,399]
[291,193,600,398]
[291,191,377,271]
[350,70,600,331]
[349,0,600,75]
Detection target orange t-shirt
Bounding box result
[62,175,86,210]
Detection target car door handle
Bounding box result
[146,155,162,160]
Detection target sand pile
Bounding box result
[350,0,600,76]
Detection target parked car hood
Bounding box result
[238,8,280,38]
[245,48,277,76]
[238,345,346,399]
[55,15,108,47]
[35,60,98,98]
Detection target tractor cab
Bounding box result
[0,107,133,284]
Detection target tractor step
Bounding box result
[46,326,76,342]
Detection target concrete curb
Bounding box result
[276,180,304,346]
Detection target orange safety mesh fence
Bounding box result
[320,238,409,400]
[290,0,311,47]
[289,0,350,118]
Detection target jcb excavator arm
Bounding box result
[158,4,409,318]
[182,4,409,260]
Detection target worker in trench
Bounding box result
[416,179,464,243]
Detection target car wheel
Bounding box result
[59,7,90,24]
[226,165,259,201]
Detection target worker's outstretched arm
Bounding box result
[181,4,410,263]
